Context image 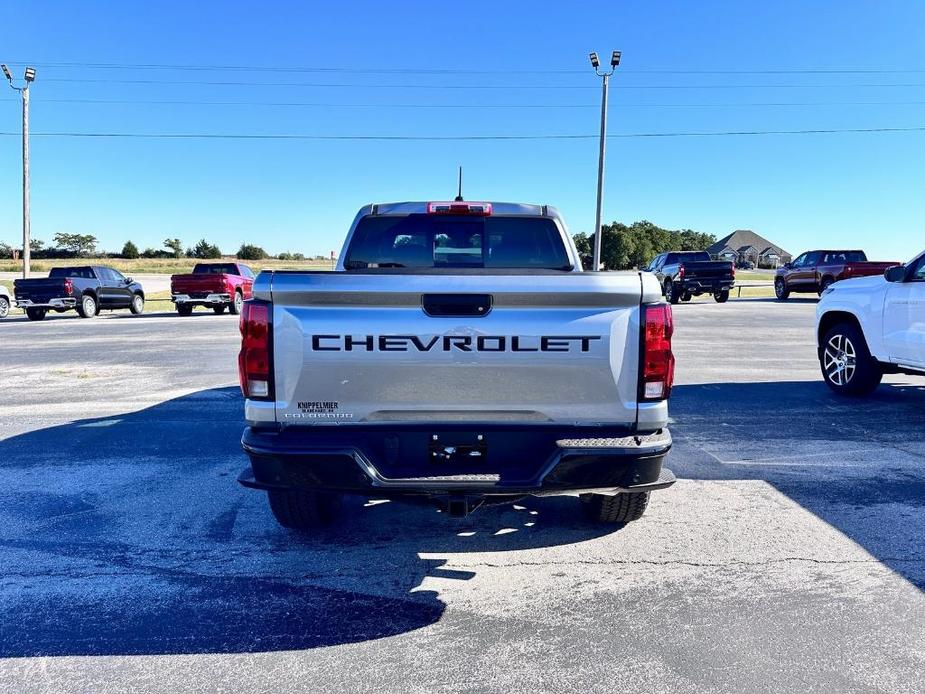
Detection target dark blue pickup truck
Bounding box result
[14,266,145,321]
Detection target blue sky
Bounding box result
[1,0,923,261]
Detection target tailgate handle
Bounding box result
[422,294,492,317]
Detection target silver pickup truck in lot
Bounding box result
[237,201,676,528]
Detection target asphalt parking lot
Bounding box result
[1,299,923,693]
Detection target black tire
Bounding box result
[818,277,834,295]
[76,294,98,318]
[0,296,9,319]
[229,290,243,315]
[176,304,194,316]
[580,492,650,524]
[714,289,730,303]
[212,305,227,315]
[26,307,46,321]
[267,489,342,529]
[664,280,680,305]
[130,294,145,315]
[775,278,790,301]
[820,322,883,396]
[680,292,692,302]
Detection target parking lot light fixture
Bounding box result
[589,50,621,272]
[3,63,36,278]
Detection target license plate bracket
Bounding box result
[429,434,487,465]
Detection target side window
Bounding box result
[96,268,114,281]
[792,253,807,268]
[110,269,126,283]
[909,254,925,281]
[665,253,677,265]
[241,265,255,279]
[805,251,821,266]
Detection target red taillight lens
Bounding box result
[238,301,272,399]
[427,201,492,216]
[678,265,685,280]
[64,278,73,296]
[641,303,675,401]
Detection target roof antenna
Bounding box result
[454,166,464,201]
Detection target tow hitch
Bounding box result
[445,496,484,518]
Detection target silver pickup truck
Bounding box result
[238,201,676,528]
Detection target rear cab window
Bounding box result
[193,263,240,275]
[343,215,572,270]
[49,267,95,279]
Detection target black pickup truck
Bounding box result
[14,266,145,321]
[646,251,735,304]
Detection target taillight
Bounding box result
[640,303,675,401]
[678,265,685,280]
[238,300,272,400]
[64,278,73,296]
[427,202,492,216]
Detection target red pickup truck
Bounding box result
[170,262,255,315]
[774,250,899,300]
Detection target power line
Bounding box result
[6,59,925,75]
[35,78,925,89]
[39,97,925,109]
[2,126,923,141]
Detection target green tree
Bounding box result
[53,232,98,257]
[163,238,184,258]
[190,239,222,259]
[0,241,12,259]
[587,220,716,270]
[122,241,140,259]
[237,243,268,260]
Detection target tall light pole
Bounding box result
[589,50,620,272]
[3,64,36,278]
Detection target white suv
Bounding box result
[816,250,925,395]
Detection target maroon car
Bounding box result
[774,250,899,300]
[170,262,255,315]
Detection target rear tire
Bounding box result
[229,291,243,315]
[76,294,98,318]
[0,296,9,319]
[267,489,342,529]
[819,277,834,295]
[580,492,650,524]
[130,294,144,315]
[680,292,692,302]
[26,307,46,321]
[212,305,226,315]
[714,289,730,303]
[176,304,194,316]
[664,280,680,305]
[820,322,883,396]
[775,278,789,301]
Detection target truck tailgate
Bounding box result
[263,271,647,428]
[12,279,67,301]
[171,274,226,294]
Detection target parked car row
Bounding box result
[1,262,255,320]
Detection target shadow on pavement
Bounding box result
[669,380,925,590]
[0,387,615,657]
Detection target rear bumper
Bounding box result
[239,424,674,498]
[678,279,735,293]
[15,297,77,309]
[172,293,231,305]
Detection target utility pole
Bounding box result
[588,51,620,272]
[2,64,36,278]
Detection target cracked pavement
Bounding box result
[1,298,923,693]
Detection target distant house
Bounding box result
[707,230,791,268]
